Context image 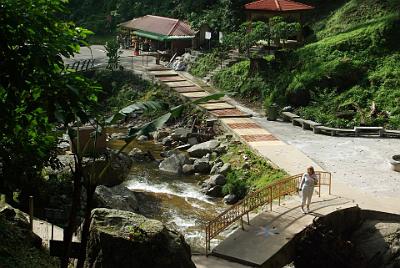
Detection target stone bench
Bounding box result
[354,126,384,137]
[281,112,300,122]
[314,126,355,136]
[301,119,322,131]
[383,129,400,138]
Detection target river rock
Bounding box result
[128,148,154,162]
[153,130,170,141]
[219,163,232,176]
[188,137,198,146]
[162,136,173,147]
[208,174,226,186]
[210,162,224,175]
[83,151,132,187]
[159,153,190,174]
[223,194,239,205]
[137,135,148,142]
[176,144,191,151]
[93,185,139,213]
[193,158,211,174]
[182,164,195,175]
[206,185,223,198]
[187,140,220,158]
[110,132,126,140]
[84,208,195,268]
[171,128,192,142]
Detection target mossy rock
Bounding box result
[84,208,196,268]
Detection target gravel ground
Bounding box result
[254,117,400,199]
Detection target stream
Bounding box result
[108,134,229,253]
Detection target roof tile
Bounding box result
[244,0,314,11]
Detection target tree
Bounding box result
[223,21,271,58]
[0,0,99,266]
[270,17,301,47]
[105,39,123,70]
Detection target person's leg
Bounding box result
[306,187,313,211]
[301,189,307,213]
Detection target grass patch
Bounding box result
[221,142,287,198]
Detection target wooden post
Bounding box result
[247,212,250,225]
[269,187,273,211]
[329,173,332,195]
[29,196,34,231]
[278,183,281,206]
[240,217,244,230]
[318,174,321,197]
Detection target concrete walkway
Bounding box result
[212,195,355,267]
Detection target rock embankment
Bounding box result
[293,207,400,268]
[84,208,196,268]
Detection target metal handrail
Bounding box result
[205,171,332,254]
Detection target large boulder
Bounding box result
[193,158,211,174]
[187,140,220,158]
[84,208,196,268]
[205,185,223,198]
[93,185,139,213]
[83,151,133,187]
[159,153,190,174]
[207,174,226,186]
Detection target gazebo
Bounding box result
[244,0,314,44]
[119,15,196,55]
[244,0,314,21]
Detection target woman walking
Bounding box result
[299,166,318,214]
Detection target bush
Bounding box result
[189,52,224,77]
[222,171,248,199]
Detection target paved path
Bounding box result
[33,219,80,248]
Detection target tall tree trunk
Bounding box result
[61,161,82,268]
[76,184,96,268]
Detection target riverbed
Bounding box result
[108,136,229,253]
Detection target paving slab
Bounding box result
[210,109,251,118]
[232,128,271,136]
[157,75,186,82]
[165,81,196,88]
[181,91,211,98]
[149,70,177,76]
[212,196,355,267]
[173,86,204,93]
[199,102,236,110]
[221,118,255,124]
[192,255,251,268]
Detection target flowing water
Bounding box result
[108,132,229,253]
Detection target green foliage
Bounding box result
[0,0,99,202]
[213,60,269,100]
[220,143,286,198]
[222,171,248,199]
[224,21,270,57]
[105,39,123,70]
[189,52,223,77]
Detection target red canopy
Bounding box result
[244,0,314,12]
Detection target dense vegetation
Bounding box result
[67,0,247,36]
[221,143,286,198]
[211,0,400,128]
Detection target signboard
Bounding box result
[205,32,212,40]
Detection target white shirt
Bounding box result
[300,173,318,189]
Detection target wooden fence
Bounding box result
[205,171,332,254]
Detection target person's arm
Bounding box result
[299,174,305,190]
[313,174,318,185]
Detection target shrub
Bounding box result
[222,170,248,199]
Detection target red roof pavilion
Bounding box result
[244,0,314,12]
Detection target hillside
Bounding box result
[212,0,400,128]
